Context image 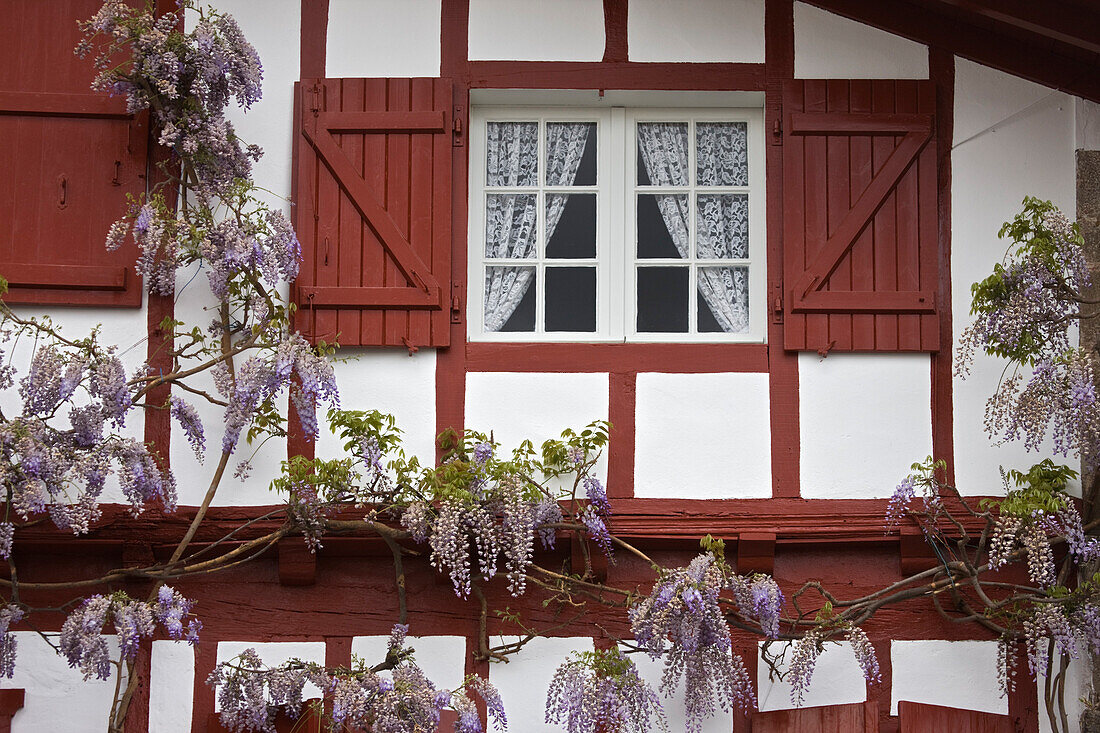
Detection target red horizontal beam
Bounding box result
[0,91,131,118]
[295,285,442,309]
[319,110,445,133]
[466,61,767,91]
[790,112,933,135]
[465,342,769,373]
[0,263,127,291]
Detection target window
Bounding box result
[468,106,765,342]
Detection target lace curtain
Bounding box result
[637,122,749,333]
[483,122,591,331]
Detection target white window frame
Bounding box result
[468,104,765,343]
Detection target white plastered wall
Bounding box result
[468,0,605,62]
[489,636,591,732]
[890,640,1004,716]
[634,372,772,499]
[326,0,441,78]
[756,640,867,712]
[173,0,301,506]
[633,651,734,731]
[799,353,933,499]
[351,635,467,691]
[628,0,764,63]
[316,350,438,469]
[951,58,1079,495]
[1,633,123,732]
[149,641,195,733]
[793,3,928,79]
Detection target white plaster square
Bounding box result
[1040,653,1091,733]
[316,350,438,468]
[351,635,467,692]
[468,0,605,62]
[756,640,867,712]
[327,0,441,78]
[634,372,772,499]
[150,641,195,733]
[793,3,927,79]
[951,59,1078,496]
[799,353,932,499]
[465,371,609,456]
[214,641,327,711]
[628,0,764,63]
[489,636,592,732]
[890,640,1005,716]
[633,651,734,732]
[2,632,122,732]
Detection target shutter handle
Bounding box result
[112,161,121,186]
[324,237,329,266]
[57,175,68,209]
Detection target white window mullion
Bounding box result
[608,108,626,341]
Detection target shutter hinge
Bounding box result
[453,106,465,147]
[450,288,463,324]
[771,117,783,146]
[309,83,324,116]
[771,282,783,324]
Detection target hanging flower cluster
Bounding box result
[208,624,506,733]
[545,648,665,733]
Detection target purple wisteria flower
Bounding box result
[0,605,23,678]
[545,648,664,733]
[729,573,784,639]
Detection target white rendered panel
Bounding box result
[629,0,764,63]
[952,58,1079,496]
[351,635,467,692]
[468,0,604,62]
[634,372,771,498]
[317,350,437,468]
[890,640,1004,716]
[756,640,867,712]
[799,353,932,499]
[2,633,122,732]
[793,3,927,79]
[327,0,441,78]
[215,641,327,711]
[489,636,592,732]
[150,641,195,733]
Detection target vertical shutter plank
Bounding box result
[315,81,342,344]
[431,81,453,346]
[384,79,412,347]
[804,81,830,350]
[359,78,389,345]
[849,80,876,349]
[872,80,900,350]
[407,78,436,347]
[918,82,940,351]
[337,78,366,345]
[894,82,922,351]
[826,79,853,351]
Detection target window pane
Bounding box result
[485,194,537,259]
[546,194,596,259]
[637,194,687,259]
[546,267,596,332]
[697,122,748,186]
[697,266,749,333]
[637,266,688,332]
[485,266,536,332]
[697,194,748,259]
[637,122,689,187]
[486,122,538,187]
[547,122,596,186]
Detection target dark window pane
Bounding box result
[637,194,687,259]
[637,267,688,333]
[637,145,651,186]
[698,291,724,333]
[546,194,596,259]
[547,122,597,186]
[546,267,596,332]
[485,266,536,332]
[698,266,749,333]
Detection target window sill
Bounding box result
[464,341,769,373]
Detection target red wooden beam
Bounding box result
[919,0,1100,56]
[466,61,766,91]
[465,343,769,373]
[0,689,24,733]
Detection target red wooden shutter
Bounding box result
[783,80,938,352]
[898,701,1013,732]
[293,78,452,348]
[0,0,148,307]
[754,700,879,732]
